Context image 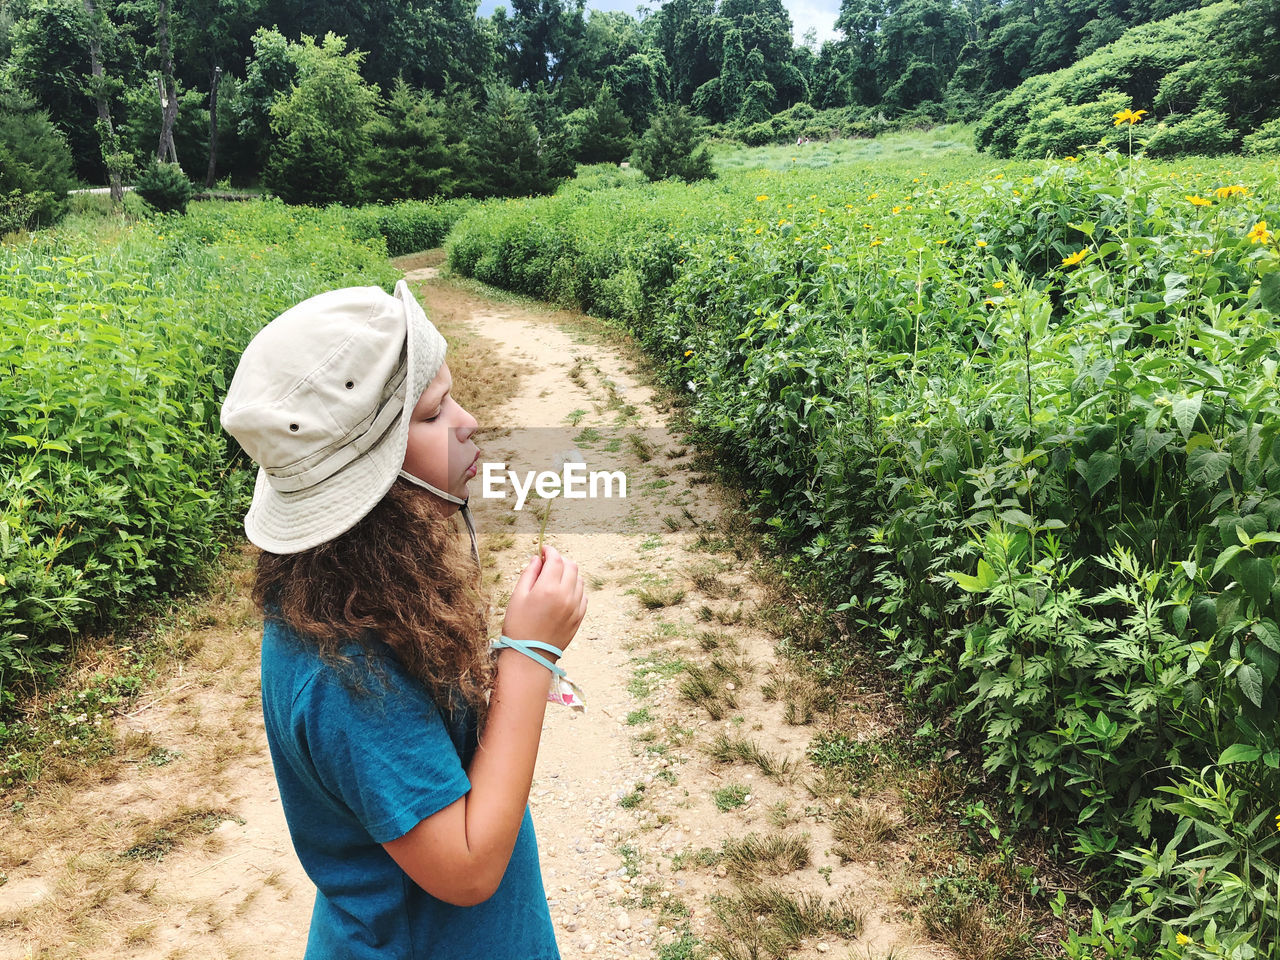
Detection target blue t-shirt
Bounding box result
[260,617,561,960]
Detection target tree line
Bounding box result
[0,0,1256,218]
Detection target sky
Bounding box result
[475,0,845,46]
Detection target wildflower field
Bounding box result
[447,138,1280,955]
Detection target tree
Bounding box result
[472,83,569,197]
[7,0,134,182]
[172,0,262,186]
[354,80,455,202]
[632,102,713,183]
[263,32,380,205]
[568,81,633,164]
[0,87,75,225]
[603,51,666,127]
[82,0,129,201]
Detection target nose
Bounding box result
[457,404,478,441]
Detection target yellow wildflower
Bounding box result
[976,240,988,248]
[1176,934,1192,946]
[756,194,769,202]
[1113,108,1148,126]
[892,206,902,214]
[992,280,1005,289]
[807,194,817,199]
[778,219,788,226]
[1186,195,1213,206]
[870,239,884,247]
[984,299,996,306]
[1062,248,1088,267]
[1214,185,1248,200]
[755,227,763,235]
[1064,155,1078,162]
[822,244,832,250]
[1249,221,1274,244]
[684,350,694,357]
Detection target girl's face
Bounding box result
[401,362,480,511]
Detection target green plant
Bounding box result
[0,89,74,228]
[134,161,194,214]
[713,784,749,811]
[633,104,714,183]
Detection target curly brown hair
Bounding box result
[252,479,493,716]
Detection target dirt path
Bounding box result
[0,267,952,960]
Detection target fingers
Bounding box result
[511,552,543,597]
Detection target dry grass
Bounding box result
[720,833,811,880]
[710,882,866,958]
[832,800,901,862]
[634,583,687,609]
[677,663,737,720]
[705,733,796,784]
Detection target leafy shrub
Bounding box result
[1144,109,1237,157]
[0,200,398,718]
[263,33,379,205]
[0,89,74,227]
[344,198,476,257]
[446,143,1280,952]
[977,0,1280,158]
[633,104,714,183]
[1012,91,1130,157]
[134,161,195,214]
[1243,117,1280,156]
[0,189,46,237]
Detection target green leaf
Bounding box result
[1173,393,1203,440]
[1247,640,1280,683]
[948,558,996,593]
[1260,272,1280,313]
[1170,604,1189,636]
[1236,663,1265,708]
[1077,450,1120,497]
[1217,743,1262,765]
[1190,597,1217,638]
[1187,446,1231,485]
[1238,557,1274,608]
[1211,545,1245,578]
[1252,618,1280,653]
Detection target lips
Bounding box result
[465,450,480,477]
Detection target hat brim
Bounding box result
[242,282,444,554]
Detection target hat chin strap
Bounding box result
[397,470,478,563]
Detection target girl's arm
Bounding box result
[382,547,585,906]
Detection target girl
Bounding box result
[220,281,584,959]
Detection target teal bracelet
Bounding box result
[492,635,566,678]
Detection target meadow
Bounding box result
[2,128,1278,956]
[446,132,1280,957]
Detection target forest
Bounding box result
[2,0,1278,225]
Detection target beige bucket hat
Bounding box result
[220,280,446,554]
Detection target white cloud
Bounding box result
[785,0,842,46]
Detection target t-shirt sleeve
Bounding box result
[295,657,473,844]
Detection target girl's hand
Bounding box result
[501,545,586,655]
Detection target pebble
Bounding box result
[616,912,632,931]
